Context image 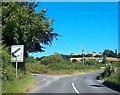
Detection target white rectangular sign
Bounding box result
[11,45,24,62]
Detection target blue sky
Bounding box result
[29,2,118,58]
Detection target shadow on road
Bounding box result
[90,84,104,87]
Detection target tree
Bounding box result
[36,57,40,61]
[109,50,115,57]
[85,54,93,57]
[118,53,120,58]
[102,55,107,63]
[53,52,61,56]
[115,49,117,55]
[25,56,37,63]
[103,49,110,57]
[36,56,46,61]
[62,54,70,62]
[86,59,96,65]
[1,45,16,80]
[103,49,117,57]
[94,54,103,58]
[114,49,118,58]
[2,2,59,58]
[40,54,66,65]
[72,59,78,63]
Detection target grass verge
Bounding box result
[2,74,36,93]
[103,75,120,92]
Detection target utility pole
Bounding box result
[82,49,84,65]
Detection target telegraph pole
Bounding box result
[82,49,84,65]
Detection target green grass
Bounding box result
[103,75,120,92]
[104,75,120,85]
[2,74,36,93]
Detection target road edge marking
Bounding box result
[72,82,80,94]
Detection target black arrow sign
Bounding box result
[12,48,20,57]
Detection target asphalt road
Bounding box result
[30,72,120,94]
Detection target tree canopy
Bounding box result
[2,2,59,57]
[103,49,118,58]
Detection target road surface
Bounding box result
[30,72,119,94]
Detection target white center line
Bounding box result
[72,82,80,94]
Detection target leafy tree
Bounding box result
[86,59,96,65]
[40,54,68,65]
[85,54,93,57]
[118,53,120,58]
[115,49,117,55]
[36,56,46,61]
[53,52,70,61]
[103,49,110,57]
[36,57,39,61]
[72,59,78,63]
[1,45,16,80]
[62,54,70,62]
[70,53,74,55]
[25,56,37,63]
[114,49,118,58]
[2,2,59,58]
[109,50,115,57]
[102,55,107,63]
[70,54,82,58]
[103,49,116,57]
[53,52,61,55]
[94,54,103,58]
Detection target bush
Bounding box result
[48,62,70,70]
[1,45,36,93]
[85,59,98,65]
[25,56,37,63]
[98,62,120,84]
[117,64,120,82]
[27,53,105,75]
[26,63,49,74]
[40,54,66,65]
[72,59,78,63]
[1,45,16,81]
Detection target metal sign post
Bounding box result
[16,57,18,78]
[11,45,24,78]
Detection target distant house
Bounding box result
[70,52,103,63]
[70,58,82,62]
[96,58,103,63]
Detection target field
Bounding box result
[106,57,120,62]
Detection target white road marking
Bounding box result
[72,82,80,94]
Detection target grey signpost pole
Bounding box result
[16,56,18,78]
[11,45,24,78]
